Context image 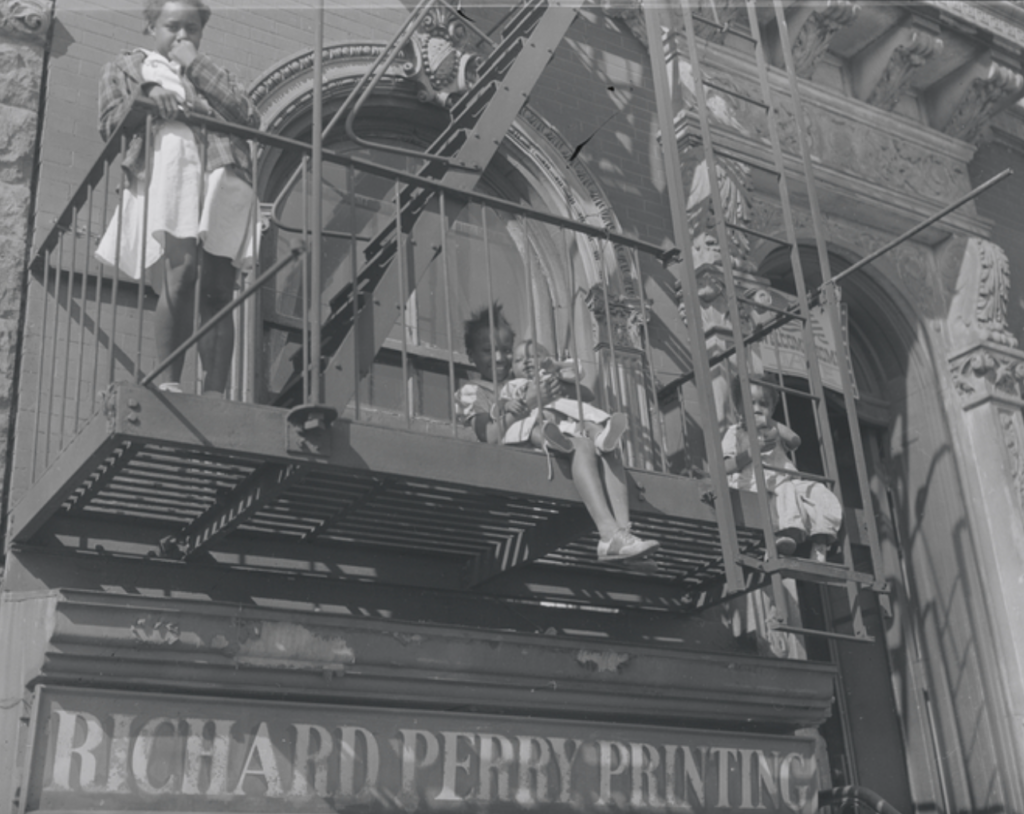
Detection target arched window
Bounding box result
[251,47,657,461]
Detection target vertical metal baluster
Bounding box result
[395,179,412,428]
[631,246,669,472]
[134,114,153,383]
[91,167,110,411]
[193,123,209,393]
[348,165,360,419]
[563,222,585,426]
[71,191,93,436]
[438,189,457,434]
[108,135,126,387]
[44,237,66,467]
[58,204,81,452]
[301,155,310,405]
[482,206,499,413]
[523,218,544,440]
[597,236,624,431]
[310,0,324,407]
[31,248,53,481]
[242,140,261,403]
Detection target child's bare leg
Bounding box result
[197,252,236,395]
[599,448,630,529]
[155,236,198,386]
[569,435,618,540]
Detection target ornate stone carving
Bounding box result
[997,407,1024,513]
[585,284,647,352]
[402,6,482,109]
[0,0,51,43]
[949,237,1019,349]
[943,62,1024,144]
[867,30,944,111]
[948,345,1024,408]
[790,0,859,80]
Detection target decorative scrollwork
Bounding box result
[0,0,52,43]
[790,0,859,80]
[402,7,482,109]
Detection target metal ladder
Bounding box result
[657,0,889,641]
[274,0,581,412]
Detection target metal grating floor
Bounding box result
[14,384,771,614]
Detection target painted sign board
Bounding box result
[25,686,820,813]
[754,290,858,398]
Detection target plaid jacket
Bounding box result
[98,49,261,183]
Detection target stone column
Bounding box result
[945,235,1024,792]
[0,0,53,529]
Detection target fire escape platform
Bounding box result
[9,383,772,614]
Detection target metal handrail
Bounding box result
[34,98,673,279]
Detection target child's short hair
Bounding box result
[144,0,211,29]
[463,302,512,354]
[730,373,780,411]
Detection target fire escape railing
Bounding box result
[22,97,679,485]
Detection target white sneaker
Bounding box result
[157,381,183,394]
[595,413,628,453]
[597,525,659,562]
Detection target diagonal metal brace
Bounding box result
[462,505,592,588]
[174,463,309,559]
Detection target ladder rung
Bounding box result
[747,376,818,400]
[711,146,780,176]
[760,464,834,486]
[702,79,768,110]
[690,13,758,44]
[735,295,804,320]
[770,624,874,644]
[724,220,791,247]
[738,553,887,590]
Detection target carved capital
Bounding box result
[949,237,1019,350]
[402,7,482,109]
[948,343,1024,410]
[585,284,648,352]
[943,61,1024,143]
[790,0,859,80]
[866,30,944,111]
[0,0,52,43]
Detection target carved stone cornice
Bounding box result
[27,589,837,729]
[942,62,1024,143]
[0,0,52,43]
[929,0,1024,50]
[866,29,944,111]
[789,0,859,80]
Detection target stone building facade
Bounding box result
[2,1,1024,813]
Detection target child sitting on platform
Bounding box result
[499,339,628,455]
[722,375,842,562]
[454,304,658,565]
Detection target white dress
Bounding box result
[95,51,257,279]
[498,376,612,446]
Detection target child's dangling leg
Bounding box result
[197,252,236,397]
[154,235,199,392]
